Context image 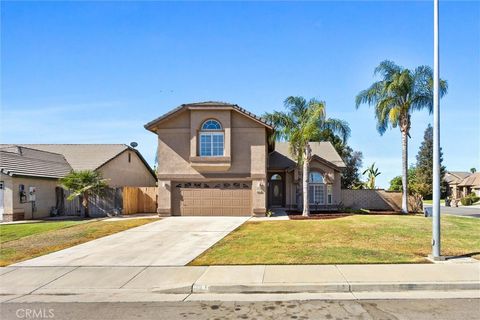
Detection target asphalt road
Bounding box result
[424,204,480,218]
[2,299,479,320]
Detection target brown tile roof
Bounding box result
[144,101,273,132]
[270,142,346,170]
[458,172,480,187]
[0,146,72,178]
[2,144,129,171]
[445,171,472,184]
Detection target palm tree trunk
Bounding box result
[401,130,409,213]
[82,192,90,218]
[302,144,311,217]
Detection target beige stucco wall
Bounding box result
[340,189,421,212]
[154,108,268,215]
[1,173,14,215]
[0,173,59,219]
[98,150,156,187]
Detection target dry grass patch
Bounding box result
[0,218,158,266]
[190,215,480,265]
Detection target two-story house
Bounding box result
[145,101,345,216]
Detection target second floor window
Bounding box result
[199,119,224,157]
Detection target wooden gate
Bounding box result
[123,187,157,214]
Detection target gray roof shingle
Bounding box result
[0,146,72,178]
[270,141,346,170]
[3,144,129,171]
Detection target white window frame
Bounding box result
[327,184,333,204]
[308,171,325,205]
[199,119,224,157]
[309,184,325,204]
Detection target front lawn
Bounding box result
[1,220,87,243]
[190,215,480,265]
[0,218,158,266]
[423,199,445,205]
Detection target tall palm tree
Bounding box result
[264,96,350,216]
[60,170,109,218]
[362,163,381,189]
[356,60,447,213]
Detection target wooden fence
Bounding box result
[123,187,157,214]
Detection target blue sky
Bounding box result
[1,1,479,187]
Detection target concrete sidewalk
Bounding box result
[1,263,478,302]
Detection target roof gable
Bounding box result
[270,141,346,170]
[144,101,273,132]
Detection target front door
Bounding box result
[269,174,283,207]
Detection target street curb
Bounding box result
[191,282,480,294]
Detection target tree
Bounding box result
[264,96,350,216]
[362,163,381,189]
[415,124,446,199]
[356,60,448,212]
[389,175,403,192]
[60,170,109,218]
[341,146,364,189]
[471,168,477,173]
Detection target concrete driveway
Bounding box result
[13,216,249,267]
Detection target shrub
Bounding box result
[467,193,480,204]
[460,197,472,206]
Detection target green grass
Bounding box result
[423,199,445,205]
[1,221,86,243]
[0,218,158,266]
[190,215,480,265]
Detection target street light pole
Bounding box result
[432,0,441,258]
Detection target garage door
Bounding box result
[172,182,252,216]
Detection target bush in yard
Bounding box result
[460,197,472,206]
[467,193,480,204]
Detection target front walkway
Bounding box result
[12,216,249,267]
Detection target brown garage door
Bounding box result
[172,182,252,216]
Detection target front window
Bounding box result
[327,184,333,204]
[199,119,224,157]
[308,171,325,204]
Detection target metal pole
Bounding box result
[432,0,441,258]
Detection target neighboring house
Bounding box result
[3,144,157,187]
[145,101,345,216]
[444,171,476,199]
[0,146,72,221]
[457,172,480,197]
[0,144,156,221]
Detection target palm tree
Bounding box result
[264,96,350,216]
[356,60,448,213]
[362,163,381,189]
[60,170,109,218]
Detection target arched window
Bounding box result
[199,119,224,157]
[271,174,282,181]
[201,119,222,130]
[309,172,324,183]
